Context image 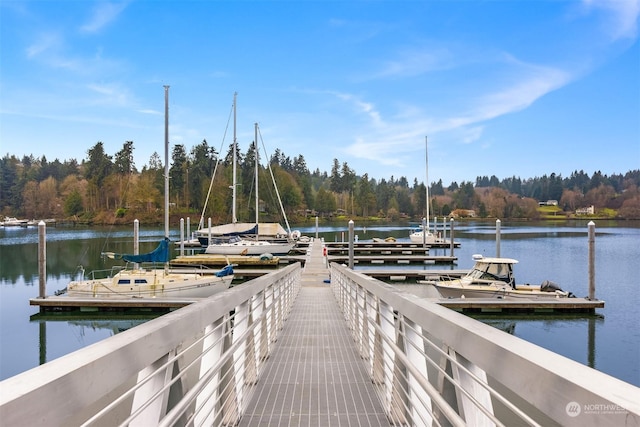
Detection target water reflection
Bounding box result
[471,314,604,369]
[30,314,160,365]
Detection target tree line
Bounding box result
[1,139,639,223]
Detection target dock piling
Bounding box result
[134,219,140,269]
[496,219,501,258]
[588,221,596,300]
[450,218,455,257]
[315,216,318,239]
[348,220,354,269]
[38,221,46,299]
[180,218,185,256]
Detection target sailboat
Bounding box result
[204,122,295,256]
[66,86,233,299]
[410,136,440,244]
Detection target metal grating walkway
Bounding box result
[239,240,389,426]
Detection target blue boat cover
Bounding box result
[215,264,234,277]
[119,238,170,263]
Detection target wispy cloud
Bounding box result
[80,1,128,33]
[373,47,454,79]
[582,0,640,41]
[340,56,572,167]
[332,92,383,126]
[26,32,61,58]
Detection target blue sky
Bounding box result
[1,1,638,186]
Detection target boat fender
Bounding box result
[260,253,274,261]
[540,280,564,293]
[291,230,301,240]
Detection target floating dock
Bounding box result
[434,297,604,314]
[170,254,280,267]
[30,238,603,314]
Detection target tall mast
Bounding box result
[255,123,259,239]
[232,92,238,224]
[164,85,170,239]
[425,136,430,232]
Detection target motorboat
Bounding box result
[2,217,28,227]
[423,254,575,299]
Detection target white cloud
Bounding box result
[374,47,453,79]
[582,0,640,41]
[80,1,128,33]
[26,33,61,58]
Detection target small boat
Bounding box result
[372,237,397,243]
[66,239,234,299]
[423,255,575,299]
[2,217,28,227]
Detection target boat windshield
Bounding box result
[468,262,514,286]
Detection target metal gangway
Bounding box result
[1,239,638,426]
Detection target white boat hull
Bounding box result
[409,231,440,244]
[433,283,571,299]
[67,271,233,299]
[205,240,294,255]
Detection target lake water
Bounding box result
[1,220,639,387]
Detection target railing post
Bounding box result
[405,319,433,425]
[194,319,225,427]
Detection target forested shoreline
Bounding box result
[1,140,639,224]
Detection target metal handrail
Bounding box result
[0,263,301,426]
[329,262,640,427]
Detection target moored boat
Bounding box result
[2,217,28,227]
[65,87,234,299]
[423,255,575,299]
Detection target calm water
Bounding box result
[1,220,639,387]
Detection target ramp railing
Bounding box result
[330,262,639,427]
[0,263,301,426]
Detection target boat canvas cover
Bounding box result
[105,238,171,263]
[198,222,287,237]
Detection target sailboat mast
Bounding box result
[164,85,170,239]
[232,92,238,224]
[425,136,430,232]
[255,123,259,239]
